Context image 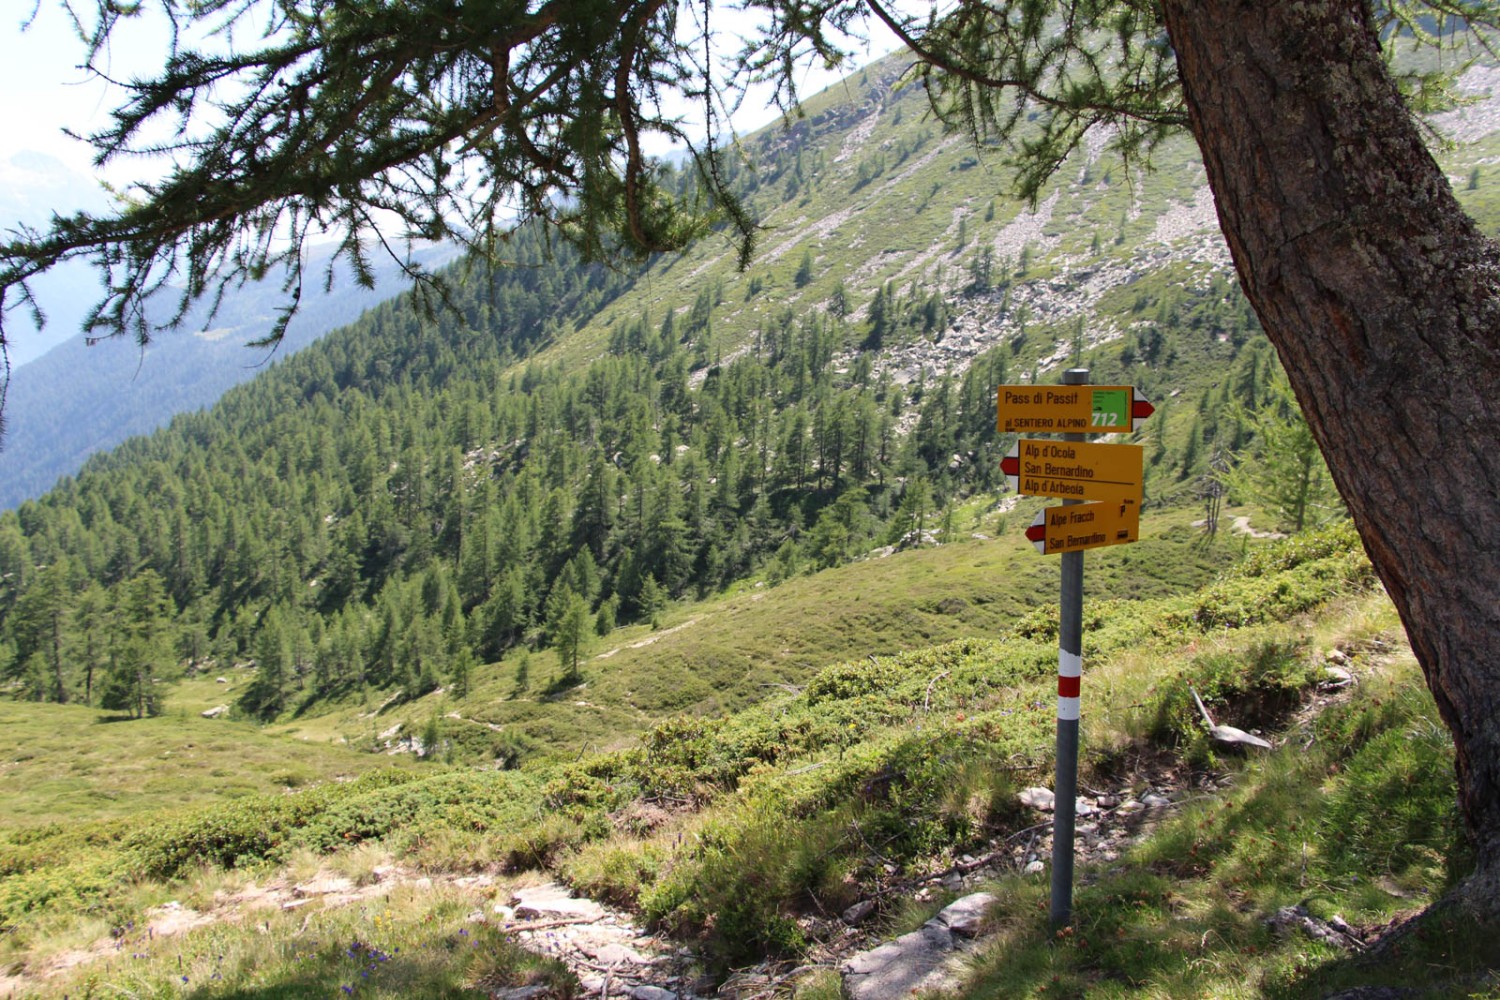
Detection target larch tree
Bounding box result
[1162,2,1500,912]
[3,0,1500,911]
[1225,373,1343,534]
[102,569,175,718]
[547,584,591,683]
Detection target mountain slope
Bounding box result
[0,241,457,510]
[2,50,1498,760]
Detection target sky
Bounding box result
[1,4,171,179]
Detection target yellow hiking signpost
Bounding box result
[1024,499,1140,555]
[1001,438,1144,503]
[996,384,1155,434]
[995,373,1154,933]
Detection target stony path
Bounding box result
[490,883,702,1000]
[481,658,1423,999]
[839,893,997,1000]
[485,756,1223,999]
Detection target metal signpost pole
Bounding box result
[998,369,1149,928]
[1050,367,1089,929]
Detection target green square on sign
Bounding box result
[1091,389,1128,429]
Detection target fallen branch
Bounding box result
[922,670,951,712]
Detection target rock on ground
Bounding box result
[509,883,608,922]
[840,893,996,1000]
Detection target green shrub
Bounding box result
[633,708,1043,970]
[561,839,668,909]
[639,800,843,966]
[0,855,121,929]
[1145,635,1320,747]
[462,927,581,997]
[441,717,535,766]
[804,656,913,704]
[1236,520,1361,577]
[1319,712,1465,889]
[493,813,593,872]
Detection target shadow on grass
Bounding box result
[1261,901,1500,1000]
[539,673,584,701]
[959,723,1475,999]
[95,712,145,724]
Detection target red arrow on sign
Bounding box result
[1132,394,1155,424]
[1025,512,1048,553]
[1023,501,1141,555]
[1001,452,1020,478]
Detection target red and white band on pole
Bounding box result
[1058,649,1081,722]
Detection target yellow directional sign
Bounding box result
[1002,439,1143,503]
[1025,500,1140,555]
[997,384,1155,434]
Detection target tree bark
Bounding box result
[1160,0,1500,906]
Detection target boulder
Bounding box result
[842,923,955,1000]
[932,893,996,937]
[629,987,677,1000]
[1018,787,1055,811]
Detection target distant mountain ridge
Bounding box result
[0,150,113,368]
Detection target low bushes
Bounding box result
[0,525,1380,969]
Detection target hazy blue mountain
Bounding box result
[1,151,113,367]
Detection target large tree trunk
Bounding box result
[1160,0,1500,907]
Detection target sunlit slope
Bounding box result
[0,700,418,827]
[268,504,1253,757]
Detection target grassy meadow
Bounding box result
[259,503,1255,759]
[0,701,418,827]
[3,523,1494,998]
